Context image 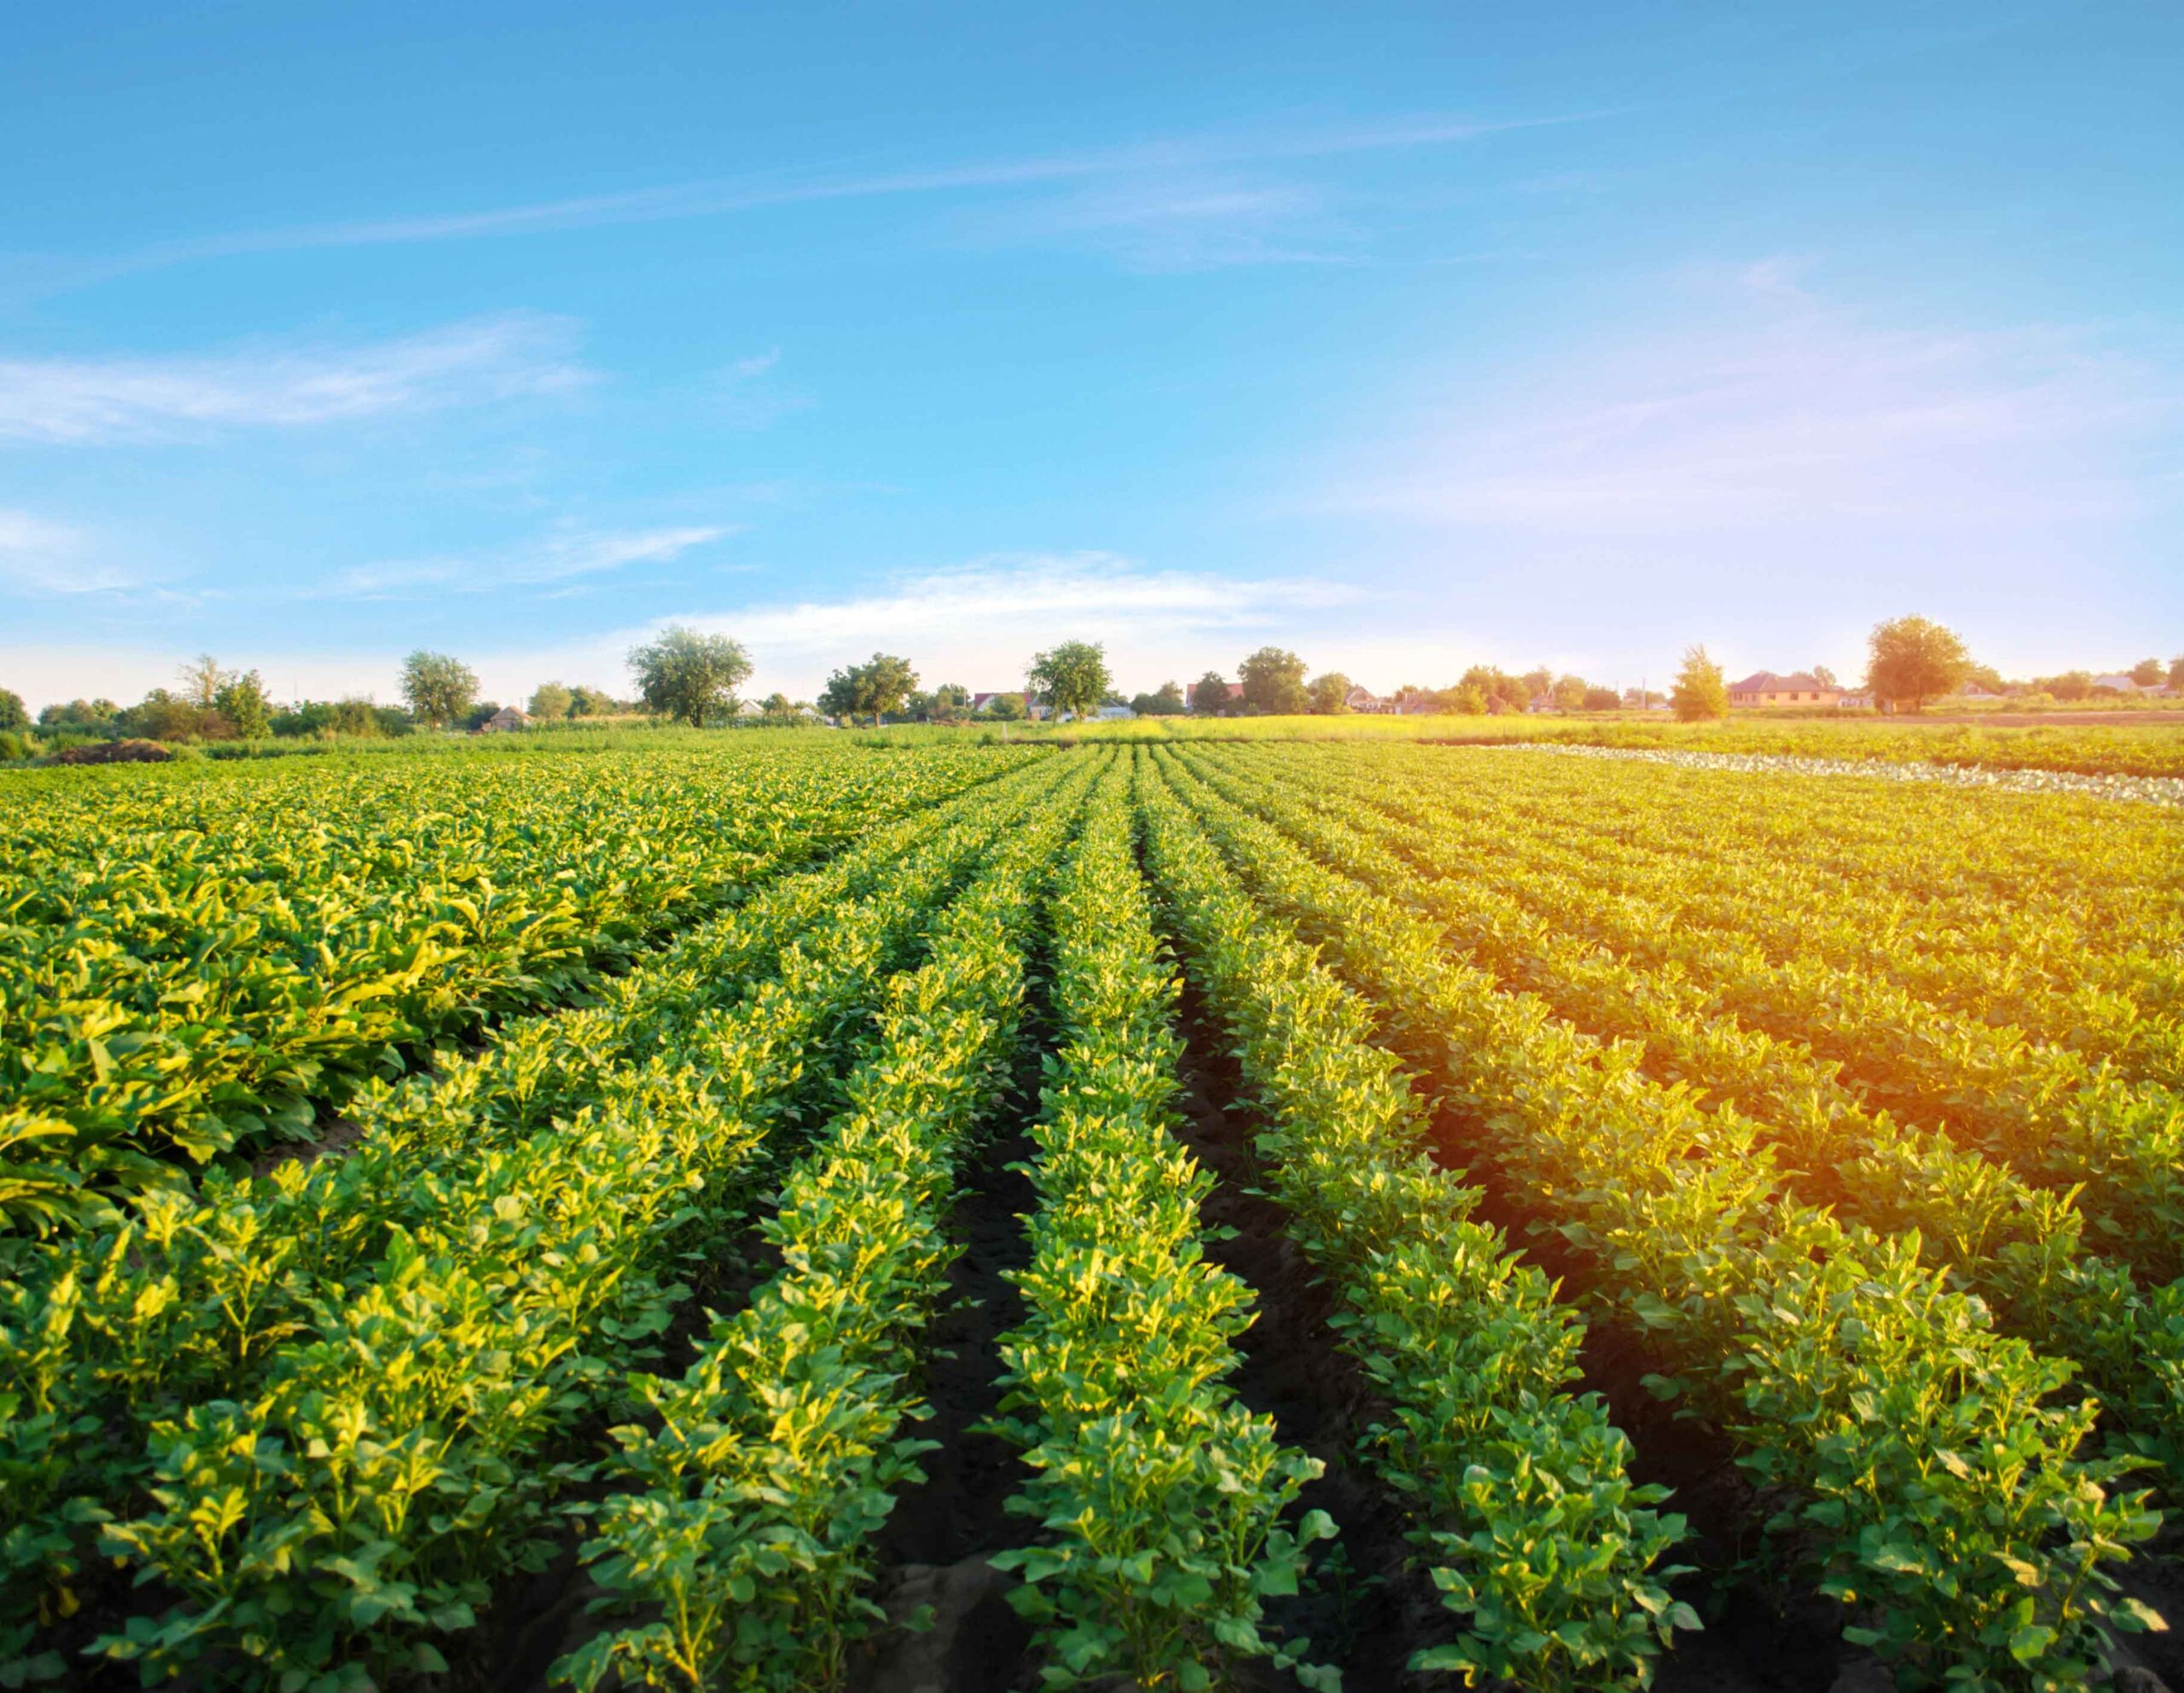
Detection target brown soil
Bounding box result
[1168,983,1450,1691]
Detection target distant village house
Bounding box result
[477,705,530,733]
[1727,671,1841,708]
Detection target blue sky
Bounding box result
[3,2,2179,710]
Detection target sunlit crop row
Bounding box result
[2,755,1070,1686]
[1150,745,2164,1684]
[0,742,1037,1226]
[4,733,2175,1689]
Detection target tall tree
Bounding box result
[1191,670,1234,716]
[2129,658,2164,687]
[819,652,918,726]
[1027,641,1111,722]
[400,651,479,728]
[568,685,617,717]
[529,681,574,720]
[215,670,272,739]
[0,688,27,733]
[1308,672,1354,715]
[628,625,752,727]
[2169,656,2184,691]
[1522,666,1554,702]
[1459,664,1529,713]
[177,653,228,709]
[1864,616,1970,713]
[1551,674,1589,710]
[1812,665,1838,689]
[1238,646,1310,715]
[1670,646,1729,722]
[1130,681,1185,716]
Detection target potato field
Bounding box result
[4,736,2181,1693]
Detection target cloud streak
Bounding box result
[1317,272,2179,553]
[412,554,1372,704]
[319,524,733,599]
[29,108,1599,291]
[0,313,587,444]
[0,509,144,594]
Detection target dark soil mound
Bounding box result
[52,739,174,764]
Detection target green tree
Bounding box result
[2129,657,2164,687]
[121,689,203,741]
[1551,674,1589,711]
[1453,683,1489,716]
[1522,666,1554,703]
[1130,681,1185,716]
[1308,672,1354,715]
[2169,656,2184,691]
[568,685,617,717]
[930,682,972,722]
[1812,664,1838,690]
[529,681,574,720]
[1239,646,1310,716]
[819,652,918,726]
[1582,686,1621,711]
[1027,641,1112,722]
[1191,671,1234,716]
[628,625,752,727]
[401,650,480,728]
[215,670,273,739]
[40,699,121,737]
[1458,664,1529,713]
[984,690,1027,721]
[1864,615,1971,713]
[1670,645,1729,722]
[0,688,26,733]
[2044,670,2094,702]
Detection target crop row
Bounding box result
[1134,751,1695,1689]
[1286,742,2183,1087]
[987,755,1333,1689]
[1179,744,2184,1485]
[1,741,1038,1224]
[1,753,1076,1688]
[1237,743,2184,1284]
[1362,736,2177,935]
[558,752,1096,1690]
[1147,746,2162,1686]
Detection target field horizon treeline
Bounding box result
[7,613,2183,759]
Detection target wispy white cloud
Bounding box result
[4,554,1381,711]
[0,313,588,445]
[1316,265,2179,552]
[0,509,144,594]
[396,554,1372,704]
[9,108,1599,297]
[965,177,1349,272]
[319,523,734,600]
[712,349,814,429]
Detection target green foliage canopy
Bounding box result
[1027,641,1112,722]
[628,626,752,727]
[401,650,480,728]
